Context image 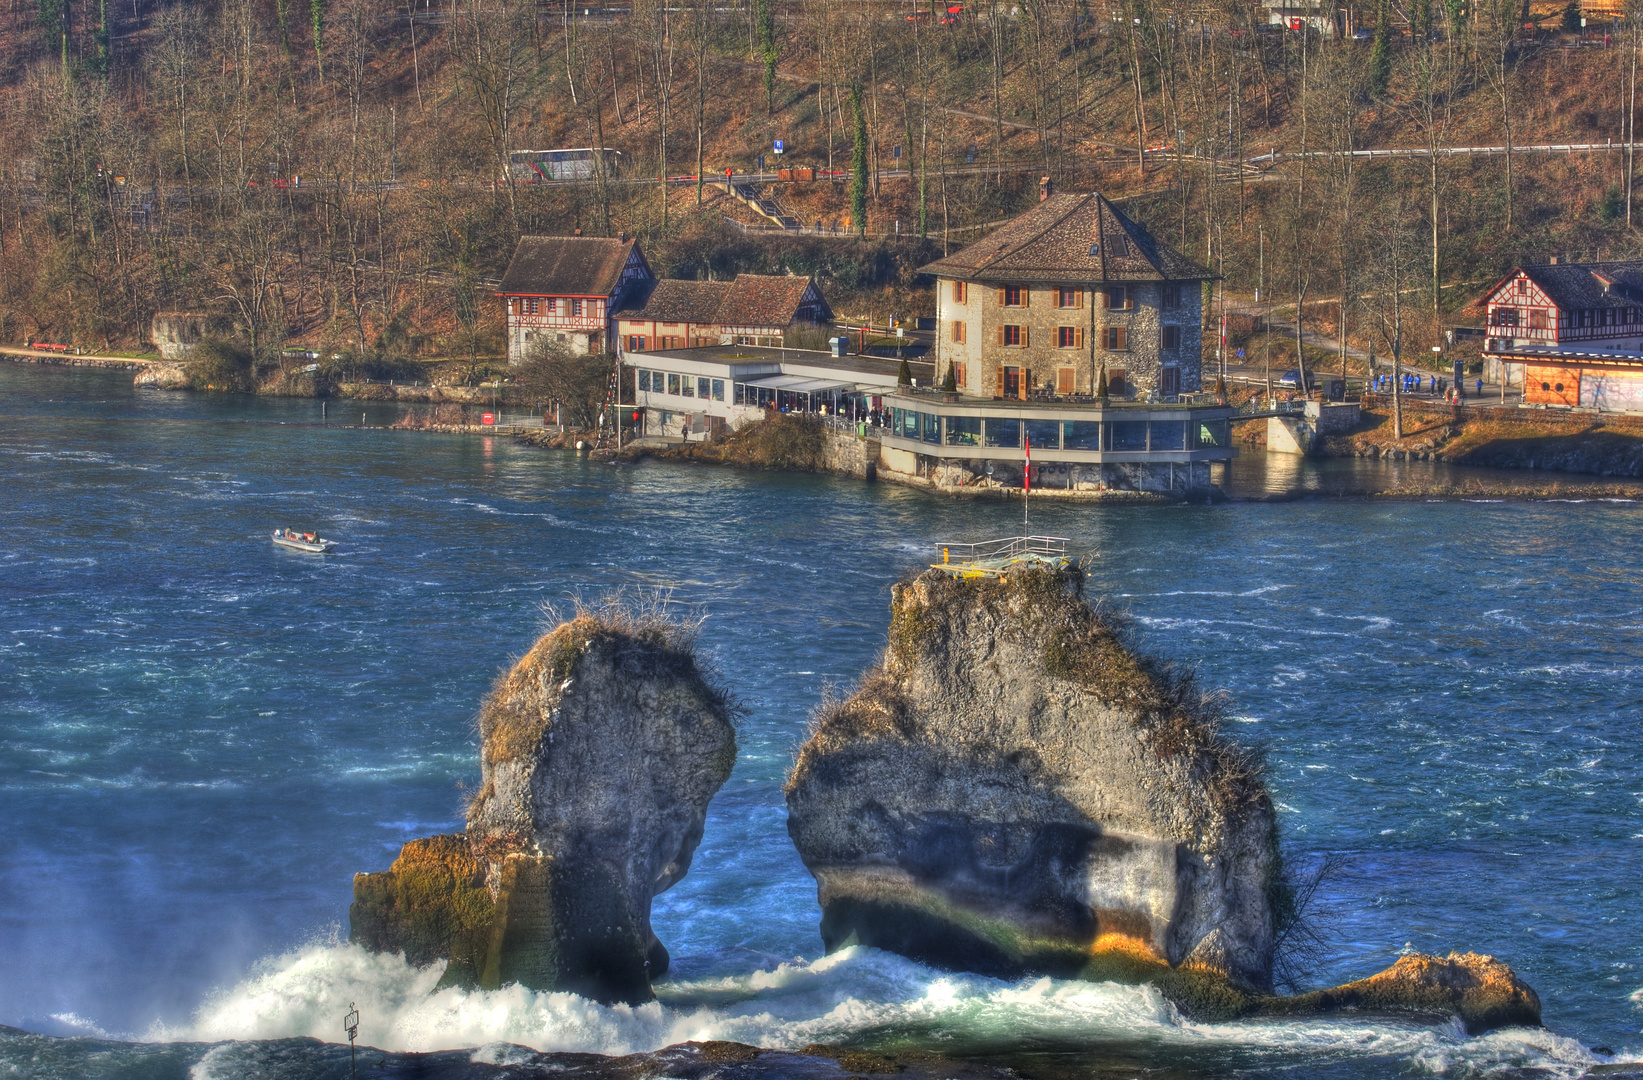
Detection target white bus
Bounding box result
[509,148,623,182]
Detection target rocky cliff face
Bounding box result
[352,608,737,1004]
[786,566,1277,991]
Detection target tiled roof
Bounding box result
[614,274,826,327]
[918,193,1213,283]
[615,279,730,323]
[498,235,637,296]
[1512,261,1643,310]
[722,274,824,326]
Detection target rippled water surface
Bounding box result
[2,364,1641,1078]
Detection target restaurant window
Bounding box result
[1161,325,1181,350]
[667,373,680,395]
[999,324,1026,346]
[945,415,982,446]
[680,376,695,398]
[1057,326,1084,348]
[1063,420,1101,450]
[1056,286,1082,308]
[712,379,725,402]
[922,412,941,444]
[1195,420,1229,448]
[1149,421,1185,450]
[984,418,1021,448]
[1026,418,1062,449]
[900,409,921,439]
[952,320,967,344]
[1103,326,1128,350]
[1056,367,1076,394]
[1110,421,1148,451]
[953,281,968,303]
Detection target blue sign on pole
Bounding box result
[773,139,785,153]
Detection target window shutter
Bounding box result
[996,324,1006,346]
[998,286,1008,306]
[1021,287,1029,308]
[1076,289,1084,309]
[1116,326,1127,350]
[996,365,1005,396]
[1074,328,1085,348]
[1021,326,1030,347]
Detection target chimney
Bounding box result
[1039,176,1052,201]
[617,231,629,242]
[1549,255,1559,265]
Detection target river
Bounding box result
[1,364,1639,1078]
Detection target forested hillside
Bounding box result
[1,0,1641,363]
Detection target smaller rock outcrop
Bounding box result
[1269,951,1542,1034]
[352,604,737,1004]
[349,835,494,988]
[132,362,190,390]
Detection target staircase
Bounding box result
[729,181,800,230]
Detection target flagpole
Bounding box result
[1023,430,1030,533]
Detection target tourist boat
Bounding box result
[271,528,335,553]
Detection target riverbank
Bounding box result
[1320,396,1643,476]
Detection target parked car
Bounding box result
[1277,368,1309,390]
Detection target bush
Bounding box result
[185,339,255,392]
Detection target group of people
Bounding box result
[1372,372,1488,404]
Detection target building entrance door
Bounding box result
[1160,366,1180,398]
[1003,366,1021,399]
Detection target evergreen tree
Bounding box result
[941,363,957,391]
[1561,0,1581,33]
[850,82,868,236]
[898,356,912,385]
[311,0,326,85]
[756,0,777,114]
[1096,365,1109,398]
[1369,0,1393,99]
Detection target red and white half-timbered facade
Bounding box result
[497,235,653,361]
[1482,261,1643,412]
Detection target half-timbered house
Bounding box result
[1482,260,1643,411]
[498,235,653,362]
[613,274,830,354]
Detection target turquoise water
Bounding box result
[1,364,1640,1078]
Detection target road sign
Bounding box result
[774,139,785,153]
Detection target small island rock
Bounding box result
[785,566,1279,990]
[352,607,737,1004]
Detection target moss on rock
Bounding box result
[349,834,495,988]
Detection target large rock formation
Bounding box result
[786,565,1278,991]
[784,566,1542,1033]
[352,608,737,1004]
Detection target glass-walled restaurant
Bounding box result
[884,394,1234,461]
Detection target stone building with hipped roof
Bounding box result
[921,192,1214,402]
[497,235,653,362]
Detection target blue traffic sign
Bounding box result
[774,140,784,151]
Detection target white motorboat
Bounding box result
[272,528,335,553]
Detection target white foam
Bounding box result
[151,940,1619,1074]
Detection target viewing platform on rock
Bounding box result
[931,535,1077,579]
